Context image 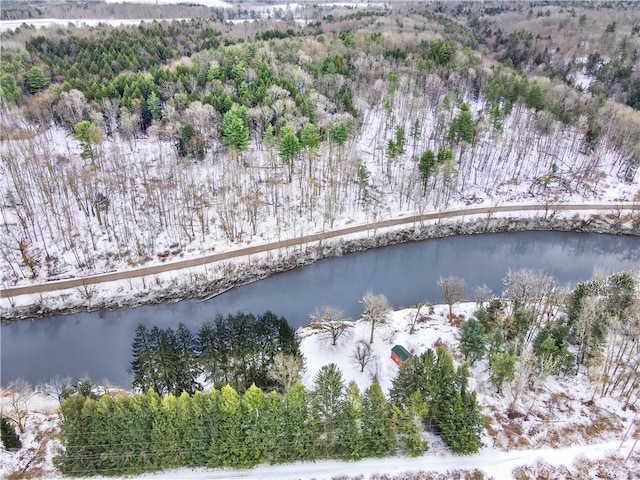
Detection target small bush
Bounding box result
[1,416,22,450]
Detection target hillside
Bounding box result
[1,2,639,314]
[1,3,640,477]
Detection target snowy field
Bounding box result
[2,303,638,479]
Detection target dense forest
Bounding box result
[1,1,639,294]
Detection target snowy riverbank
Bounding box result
[2,302,638,479]
[2,207,638,321]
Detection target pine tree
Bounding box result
[279,123,300,183]
[175,323,200,394]
[438,388,483,454]
[459,318,488,365]
[489,350,516,394]
[394,391,428,456]
[335,381,363,460]
[1,416,21,450]
[418,149,437,194]
[447,102,476,144]
[300,122,320,176]
[361,382,395,457]
[263,391,284,462]
[130,324,158,394]
[221,106,250,153]
[281,382,314,462]
[151,394,181,467]
[207,384,242,467]
[25,65,50,93]
[74,120,102,160]
[240,384,269,467]
[147,91,162,120]
[311,363,346,456]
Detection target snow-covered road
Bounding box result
[2,203,635,299]
[117,441,635,480]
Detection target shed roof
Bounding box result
[391,345,413,362]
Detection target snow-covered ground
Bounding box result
[104,0,232,7]
[2,303,638,479]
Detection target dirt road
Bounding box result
[1,203,636,298]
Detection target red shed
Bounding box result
[391,345,413,367]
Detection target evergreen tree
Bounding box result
[328,121,349,146]
[335,381,363,460]
[390,348,483,454]
[175,323,200,394]
[394,391,428,456]
[361,382,396,457]
[394,126,405,154]
[0,416,21,450]
[147,91,162,120]
[300,122,320,150]
[221,106,250,153]
[439,388,483,454]
[183,390,214,465]
[311,363,346,456]
[25,65,50,93]
[437,145,454,164]
[532,320,575,375]
[526,82,545,111]
[130,324,159,394]
[447,102,476,144]
[74,120,102,160]
[176,123,194,157]
[279,122,300,183]
[262,391,285,462]
[418,149,437,194]
[459,318,488,365]
[489,350,516,394]
[151,394,181,467]
[300,122,320,176]
[240,384,269,467]
[281,382,314,462]
[207,384,242,467]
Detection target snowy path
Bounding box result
[1,203,635,298]
[105,440,634,480]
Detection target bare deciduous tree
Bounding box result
[310,306,353,347]
[360,291,390,344]
[438,276,467,321]
[473,284,493,308]
[267,352,306,392]
[2,380,33,433]
[503,268,558,342]
[407,302,425,335]
[351,340,376,372]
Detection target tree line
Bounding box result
[56,346,483,476]
[130,311,299,396]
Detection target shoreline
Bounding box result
[2,205,639,321]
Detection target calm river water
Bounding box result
[2,231,638,387]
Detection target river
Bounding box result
[1,231,638,388]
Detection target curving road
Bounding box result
[1,203,637,298]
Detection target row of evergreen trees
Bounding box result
[130,311,299,396]
[57,348,484,476]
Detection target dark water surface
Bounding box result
[2,231,638,387]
